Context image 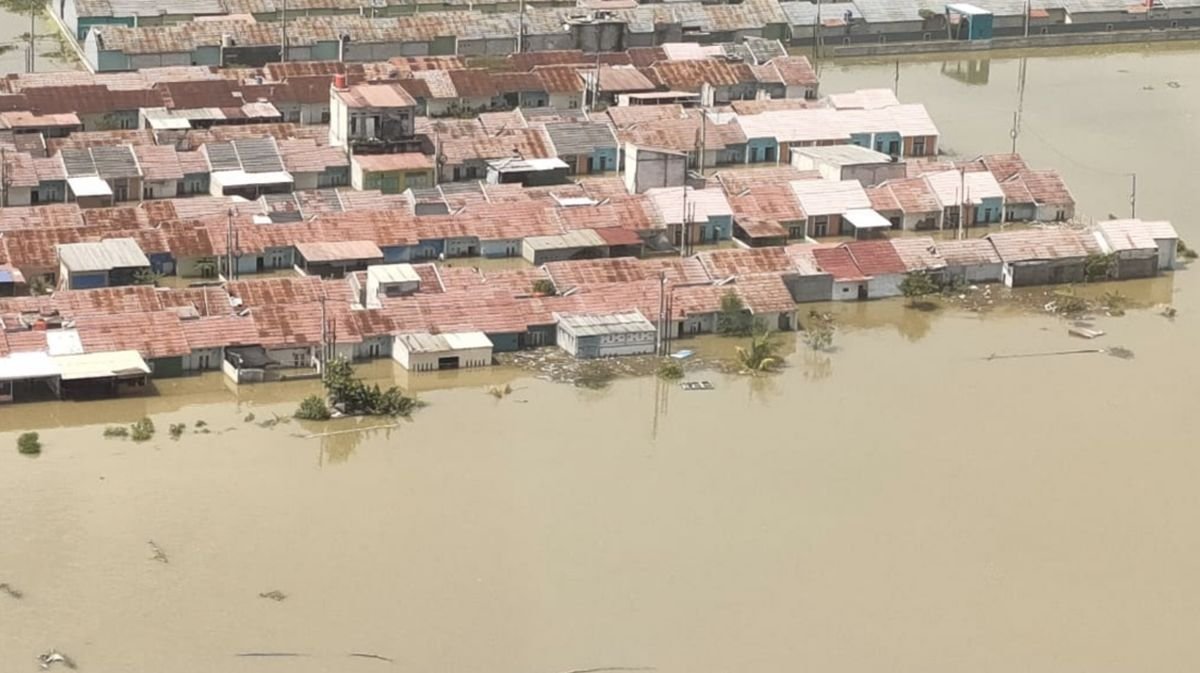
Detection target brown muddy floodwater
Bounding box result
[4,47,1200,672]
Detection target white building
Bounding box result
[554,311,657,359]
[393,332,493,372]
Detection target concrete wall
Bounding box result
[184,347,222,372]
[1003,259,1086,287]
[867,272,904,299]
[786,273,834,303]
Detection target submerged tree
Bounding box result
[736,330,782,374]
[802,311,836,352]
[716,290,756,336]
[899,271,940,308]
[320,357,419,417]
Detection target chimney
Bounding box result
[333,73,348,91]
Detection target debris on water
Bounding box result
[258,590,288,601]
[243,413,256,423]
[194,420,208,428]
[37,650,76,670]
[236,652,306,658]
[0,582,23,599]
[986,348,1104,361]
[1069,327,1105,339]
[487,383,513,399]
[1106,346,1135,360]
[1159,304,1178,319]
[680,381,715,391]
[349,653,395,662]
[670,349,694,360]
[1167,80,1181,88]
[148,540,168,564]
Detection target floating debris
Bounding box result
[487,383,513,399]
[669,349,694,360]
[1106,346,1135,360]
[1167,80,1181,88]
[243,413,256,423]
[37,650,76,670]
[680,381,715,391]
[349,653,395,662]
[236,652,306,658]
[1159,304,1178,319]
[0,582,23,599]
[1068,327,1105,339]
[258,590,288,602]
[986,349,1104,361]
[148,540,168,564]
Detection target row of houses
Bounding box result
[0,217,1178,402]
[59,0,1200,71]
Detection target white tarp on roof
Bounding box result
[843,208,893,230]
[67,176,113,197]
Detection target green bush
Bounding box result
[130,417,156,442]
[103,426,129,438]
[169,423,186,439]
[294,394,332,421]
[716,291,756,336]
[17,432,41,455]
[657,360,684,380]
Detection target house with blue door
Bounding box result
[543,122,619,176]
[646,186,734,246]
[57,238,151,290]
[925,170,1005,229]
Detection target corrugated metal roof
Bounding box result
[937,238,1002,266]
[296,240,384,262]
[543,121,618,156]
[554,310,655,336]
[986,229,1090,262]
[53,350,151,381]
[396,330,492,353]
[646,186,734,226]
[794,144,895,166]
[790,179,871,216]
[889,236,948,271]
[58,238,150,272]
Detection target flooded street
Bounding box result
[4,46,1200,672]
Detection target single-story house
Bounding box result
[393,331,494,372]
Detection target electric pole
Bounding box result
[1130,173,1137,218]
[280,0,288,62]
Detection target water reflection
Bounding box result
[940,59,991,85]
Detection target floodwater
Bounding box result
[4,47,1200,672]
[0,4,80,75]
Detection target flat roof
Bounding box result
[368,263,421,285]
[0,352,59,381]
[843,208,893,230]
[396,331,493,353]
[212,169,295,187]
[793,144,896,166]
[947,3,993,14]
[67,176,113,197]
[53,350,150,381]
[486,157,570,173]
[58,238,150,272]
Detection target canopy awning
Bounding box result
[67,176,113,198]
[843,208,893,230]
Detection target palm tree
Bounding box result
[736,330,781,374]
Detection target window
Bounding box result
[568,97,579,109]
[879,35,887,44]
[143,185,154,200]
[889,217,901,230]
[1106,23,1113,31]
[913,138,926,156]
[843,37,851,45]
[923,32,931,40]
[1055,209,1066,221]
[292,351,307,368]
[320,110,330,124]
[285,109,301,123]
[1040,26,1049,34]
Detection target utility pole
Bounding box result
[893,60,900,96]
[1023,0,1031,37]
[813,0,822,62]
[656,271,666,355]
[28,1,35,73]
[517,0,525,53]
[319,295,328,377]
[280,0,288,62]
[1130,173,1137,218]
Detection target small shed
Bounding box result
[485,157,571,187]
[790,145,905,186]
[393,332,494,372]
[947,3,994,40]
[57,238,151,290]
[842,208,894,240]
[554,311,657,359]
[295,241,385,279]
[1094,219,1179,279]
